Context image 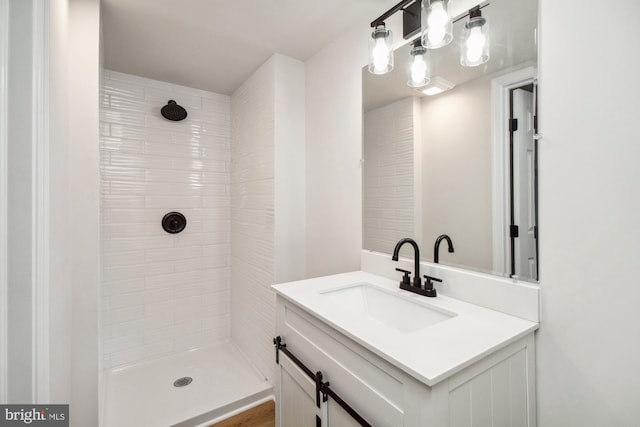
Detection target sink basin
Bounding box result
[319,282,455,333]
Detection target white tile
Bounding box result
[104,81,145,101]
[109,95,147,113]
[101,70,232,367]
[103,306,145,326]
[145,87,202,110]
[109,291,146,310]
[173,300,202,324]
[109,152,173,170]
[101,223,149,238]
[144,195,203,209]
[102,195,145,210]
[103,181,147,197]
[173,319,202,336]
[105,236,173,253]
[102,278,146,297]
[103,109,146,128]
[143,140,203,159]
[173,282,204,299]
[109,124,145,141]
[145,168,203,184]
[144,325,174,344]
[144,288,174,305]
[144,312,174,332]
[104,334,144,354]
[108,319,145,339]
[102,166,146,182]
[106,261,173,282]
[144,245,202,263]
[172,258,208,274]
[145,269,202,290]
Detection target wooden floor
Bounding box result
[211,400,275,427]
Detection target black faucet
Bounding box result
[434,234,454,263]
[392,238,421,287]
[392,238,439,297]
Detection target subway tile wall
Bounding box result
[101,70,231,369]
[363,97,415,257]
[230,58,276,384]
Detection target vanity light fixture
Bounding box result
[460,6,490,67]
[369,22,394,75]
[407,39,430,87]
[421,0,453,49]
[419,76,456,96]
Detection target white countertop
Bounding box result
[273,271,539,387]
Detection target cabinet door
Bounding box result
[278,352,321,427]
[325,399,362,427]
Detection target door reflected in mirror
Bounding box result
[362,0,539,282]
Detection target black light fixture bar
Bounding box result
[402,1,422,39]
[370,0,416,28]
[453,2,490,24]
[371,0,491,41]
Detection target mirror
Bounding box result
[362,0,539,281]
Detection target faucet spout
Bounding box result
[392,238,421,287]
[434,234,454,264]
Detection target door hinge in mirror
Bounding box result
[509,118,518,132]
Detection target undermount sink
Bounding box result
[319,282,456,333]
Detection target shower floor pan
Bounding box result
[103,339,272,427]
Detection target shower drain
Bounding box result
[173,377,193,387]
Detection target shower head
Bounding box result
[161,100,187,121]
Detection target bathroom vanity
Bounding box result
[273,271,538,426]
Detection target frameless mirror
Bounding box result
[362,0,539,281]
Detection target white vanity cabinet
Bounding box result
[275,295,537,427]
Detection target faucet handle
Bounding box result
[424,274,442,284]
[395,268,412,286]
[422,275,441,297]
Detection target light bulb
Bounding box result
[372,38,390,72]
[428,1,448,28]
[460,9,489,67]
[411,56,427,85]
[428,25,446,46]
[465,27,486,63]
[369,24,393,74]
[422,0,452,48]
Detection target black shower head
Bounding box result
[161,100,187,121]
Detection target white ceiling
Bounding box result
[102,0,398,95]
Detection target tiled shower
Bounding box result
[101,70,232,369]
[100,70,272,426]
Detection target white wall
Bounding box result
[48,0,72,407]
[274,55,306,284]
[536,1,640,425]
[305,25,369,278]
[67,0,101,424]
[420,74,493,271]
[363,97,415,257]
[45,0,101,425]
[100,71,231,369]
[0,0,8,404]
[6,0,34,403]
